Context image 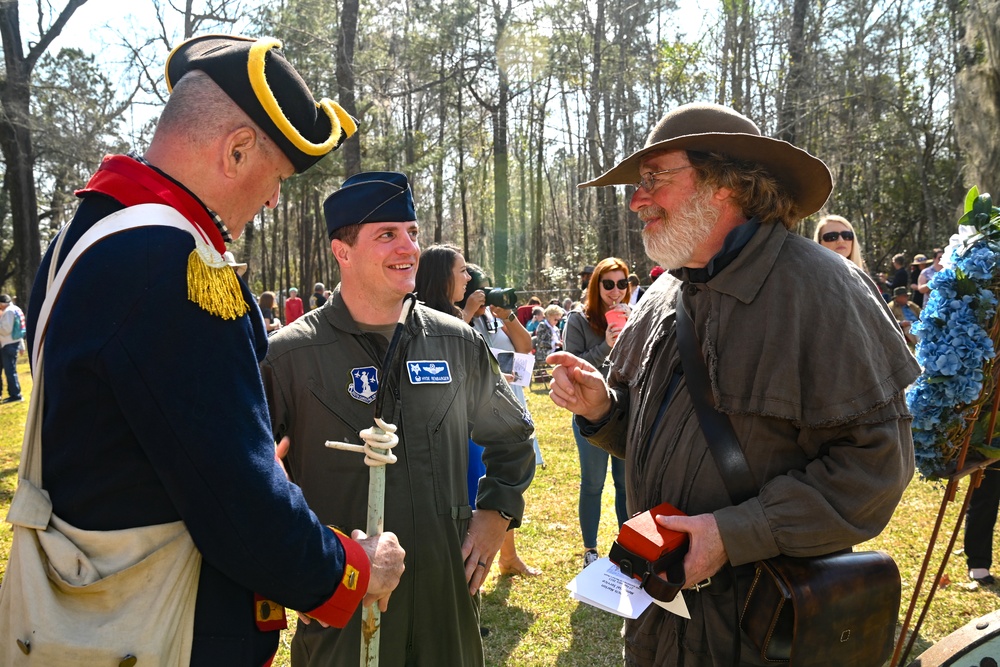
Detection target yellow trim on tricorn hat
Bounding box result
[247,38,352,157]
[581,103,833,218]
[165,34,358,173]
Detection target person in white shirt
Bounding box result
[0,294,24,403]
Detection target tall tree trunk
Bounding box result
[434,49,447,243]
[494,96,510,283]
[586,0,608,257]
[777,0,809,143]
[336,0,361,175]
[490,0,512,284]
[956,0,1000,195]
[532,78,549,279]
[457,84,470,258]
[0,0,87,302]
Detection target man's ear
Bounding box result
[223,127,258,178]
[331,238,350,266]
[712,185,734,203]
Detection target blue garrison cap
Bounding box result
[324,171,416,239]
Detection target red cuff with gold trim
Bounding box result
[303,527,371,628]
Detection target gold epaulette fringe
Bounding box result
[186,239,249,320]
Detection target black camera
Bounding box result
[483,287,518,310]
[460,267,518,310]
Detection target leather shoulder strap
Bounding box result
[675,289,758,504]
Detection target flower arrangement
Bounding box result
[906,188,1000,478]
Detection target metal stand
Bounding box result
[892,378,1000,666]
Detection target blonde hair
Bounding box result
[814,215,867,271]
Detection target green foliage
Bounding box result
[7,0,987,300]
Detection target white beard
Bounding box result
[639,184,720,269]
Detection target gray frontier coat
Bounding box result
[583,220,920,666]
[262,290,535,666]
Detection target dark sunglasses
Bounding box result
[821,230,854,242]
[601,278,629,291]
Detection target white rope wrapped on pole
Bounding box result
[324,419,398,667]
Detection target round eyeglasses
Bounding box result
[635,165,693,193]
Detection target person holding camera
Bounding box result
[563,257,632,569]
[459,261,544,575]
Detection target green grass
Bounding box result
[2,361,998,665]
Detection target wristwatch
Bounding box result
[507,312,517,322]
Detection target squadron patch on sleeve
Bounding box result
[407,360,452,384]
[348,366,379,404]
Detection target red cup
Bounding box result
[605,309,628,330]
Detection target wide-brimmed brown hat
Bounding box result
[580,103,833,218]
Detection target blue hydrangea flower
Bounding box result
[907,231,1000,478]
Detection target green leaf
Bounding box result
[966,186,981,214]
[974,194,993,217]
[975,445,1000,459]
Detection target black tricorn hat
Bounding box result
[581,103,832,219]
[166,35,357,174]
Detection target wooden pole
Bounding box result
[324,294,416,667]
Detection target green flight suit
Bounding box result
[261,288,535,666]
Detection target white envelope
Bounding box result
[565,557,690,620]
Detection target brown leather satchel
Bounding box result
[740,552,900,666]
[675,293,900,667]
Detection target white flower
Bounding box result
[942,225,981,269]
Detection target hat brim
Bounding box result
[580,132,833,219]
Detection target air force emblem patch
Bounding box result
[349,366,379,403]
[407,360,452,384]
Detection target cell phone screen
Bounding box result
[497,352,515,374]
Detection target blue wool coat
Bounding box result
[27,190,350,666]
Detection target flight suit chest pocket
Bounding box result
[404,365,469,517]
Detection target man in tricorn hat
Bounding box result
[261,171,535,665]
[10,36,403,666]
[548,103,919,665]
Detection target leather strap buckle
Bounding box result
[692,577,712,591]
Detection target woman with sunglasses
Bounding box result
[562,257,631,569]
[814,214,867,271]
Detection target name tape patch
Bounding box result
[407,360,452,384]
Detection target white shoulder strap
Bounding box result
[32,204,205,365]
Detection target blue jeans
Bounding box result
[1,343,20,400]
[573,418,627,549]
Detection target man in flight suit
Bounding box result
[262,171,536,666]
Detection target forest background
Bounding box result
[1,0,999,304]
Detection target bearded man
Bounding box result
[547,103,918,666]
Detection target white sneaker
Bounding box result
[583,549,599,569]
